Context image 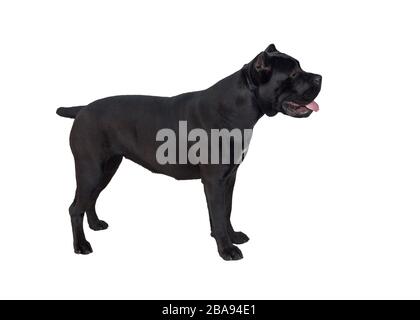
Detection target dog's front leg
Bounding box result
[203,178,243,260]
[225,173,249,245]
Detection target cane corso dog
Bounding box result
[57,44,322,260]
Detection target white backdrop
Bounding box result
[1,0,419,299]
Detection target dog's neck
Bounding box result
[241,64,277,117]
[241,63,259,93]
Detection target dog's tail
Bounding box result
[56,106,85,119]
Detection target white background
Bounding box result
[0,0,419,299]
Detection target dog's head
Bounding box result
[246,44,322,118]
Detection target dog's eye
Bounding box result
[290,72,297,79]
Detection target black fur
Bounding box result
[57,44,322,260]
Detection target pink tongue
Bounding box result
[306,101,319,112]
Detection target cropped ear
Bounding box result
[265,43,277,53]
[252,51,272,84]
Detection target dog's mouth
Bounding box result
[282,100,319,118]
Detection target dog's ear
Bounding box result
[265,43,277,53]
[252,51,272,84]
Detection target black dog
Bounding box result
[57,44,321,260]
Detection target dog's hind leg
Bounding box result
[86,155,123,231]
[70,155,110,254]
[225,174,249,245]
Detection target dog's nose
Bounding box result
[313,75,322,86]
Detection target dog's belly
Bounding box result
[124,154,201,180]
[112,121,202,180]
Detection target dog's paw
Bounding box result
[218,245,243,261]
[89,220,109,231]
[230,231,249,245]
[74,240,93,255]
